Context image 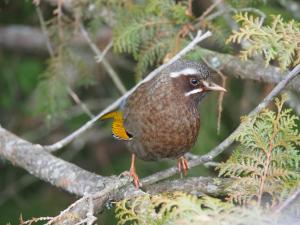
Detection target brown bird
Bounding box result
[100,60,226,187]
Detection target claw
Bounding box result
[177,156,189,176]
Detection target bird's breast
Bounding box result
[124,87,200,160]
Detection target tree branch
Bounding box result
[274,187,300,214]
[199,47,300,92]
[0,26,47,54]
[79,24,127,95]
[144,177,233,196]
[1,25,300,92]
[24,177,234,224]
[0,126,123,196]
[0,123,233,223]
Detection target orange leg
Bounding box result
[177,156,189,176]
[130,154,140,188]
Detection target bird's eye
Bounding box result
[190,78,199,86]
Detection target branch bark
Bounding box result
[1,25,300,92]
[199,47,300,92]
[0,26,47,54]
[0,126,122,195]
[144,177,233,196]
[0,125,233,223]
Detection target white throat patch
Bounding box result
[170,68,199,78]
[185,88,203,96]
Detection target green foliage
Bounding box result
[35,57,71,122]
[115,192,274,225]
[34,49,94,123]
[218,95,300,205]
[111,0,191,79]
[227,13,300,70]
[115,96,300,225]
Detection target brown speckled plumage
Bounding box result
[101,59,226,187]
[123,60,210,161]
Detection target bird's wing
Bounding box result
[100,111,133,141]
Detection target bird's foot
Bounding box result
[119,169,140,188]
[128,153,140,188]
[129,166,140,188]
[177,156,189,176]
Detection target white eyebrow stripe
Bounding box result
[170,68,199,78]
[185,88,203,96]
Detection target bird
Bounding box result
[100,60,226,188]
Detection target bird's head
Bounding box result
[164,60,226,104]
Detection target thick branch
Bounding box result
[2,25,300,92]
[0,125,232,223]
[0,126,122,195]
[0,25,112,55]
[35,177,234,224]
[0,26,47,54]
[144,177,233,196]
[199,47,300,92]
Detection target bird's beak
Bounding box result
[202,81,227,92]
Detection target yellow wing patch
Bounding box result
[100,111,132,141]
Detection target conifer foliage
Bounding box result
[115,192,273,225]
[218,95,300,205]
[227,13,300,70]
[111,0,192,79]
[115,96,300,225]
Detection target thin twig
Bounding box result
[198,0,223,22]
[274,187,300,214]
[79,24,127,95]
[67,86,95,119]
[43,30,212,152]
[200,56,227,134]
[37,7,94,121]
[96,40,113,63]
[141,64,300,185]
[36,6,55,57]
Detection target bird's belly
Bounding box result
[127,109,200,161]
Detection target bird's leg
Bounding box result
[129,154,140,188]
[177,156,189,176]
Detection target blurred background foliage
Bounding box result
[0,0,299,224]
